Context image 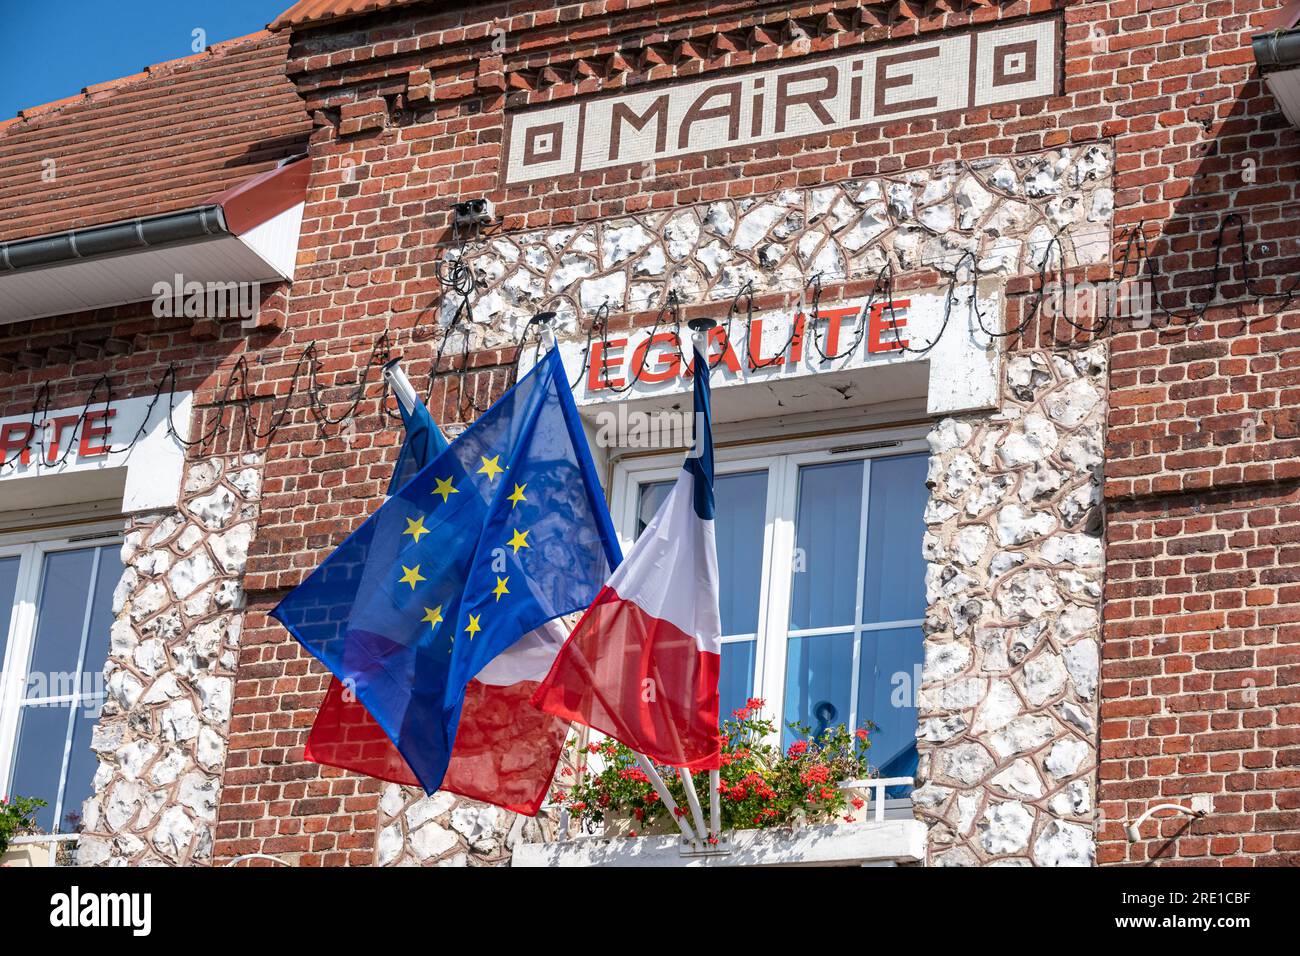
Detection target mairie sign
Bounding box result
[542,288,1000,417]
[505,19,1059,185]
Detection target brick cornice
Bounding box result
[286,0,1042,116]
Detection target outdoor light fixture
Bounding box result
[1125,798,1210,843]
[452,197,496,227]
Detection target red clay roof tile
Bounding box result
[269,0,430,31]
[0,31,311,245]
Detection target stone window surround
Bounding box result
[370,146,1112,866]
[0,394,195,847]
[74,453,262,866]
[0,392,261,867]
[916,342,1105,866]
[441,143,1114,361]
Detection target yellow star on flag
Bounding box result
[507,483,527,508]
[465,614,482,639]
[431,476,458,503]
[398,565,425,589]
[478,455,505,482]
[507,528,530,554]
[421,605,444,630]
[492,576,510,602]
[403,516,429,543]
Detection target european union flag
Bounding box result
[273,349,621,794]
[387,377,448,494]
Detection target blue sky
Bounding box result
[0,0,291,119]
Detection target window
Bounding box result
[616,429,928,791]
[0,528,121,836]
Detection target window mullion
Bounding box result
[0,543,41,794]
[847,459,872,732]
[745,461,779,702]
[757,455,796,743]
[52,545,103,832]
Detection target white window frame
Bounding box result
[0,521,122,835]
[608,424,930,756]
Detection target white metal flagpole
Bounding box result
[709,768,721,838]
[635,754,699,846]
[382,358,420,416]
[687,316,723,843]
[678,768,709,841]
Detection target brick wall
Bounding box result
[204,0,1300,865]
[0,301,258,415]
[1088,0,1300,865]
[1102,482,1300,864]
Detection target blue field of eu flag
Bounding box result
[272,349,621,794]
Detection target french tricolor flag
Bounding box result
[533,343,721,769]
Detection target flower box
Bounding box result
[513,818,926,867]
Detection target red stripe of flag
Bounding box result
[532,586,721,769]
[306,676,568,815]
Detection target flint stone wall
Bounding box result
[77,455,261,866]
[444,146,1114,349]
[915,344,1106,866]
[375,743,579,866]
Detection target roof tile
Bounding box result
[270,0,431,32]
[0,31,311,244]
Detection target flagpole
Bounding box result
[382,358,420,415]
[688,315,722,843]
[709,768,721,837]
[530,309,558,353]
[678,767,709,841]
[635,754,699,847]
[644,658,712,843]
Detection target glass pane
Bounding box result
[856,625,923,790]
[781,631,853,748]
[82,547,121,699]
[0,554,19,680]
[714,471,766,635]
[636,480,673,535]
[719,640,755,723]
[60,698,104,834]
[25,548,97,697]
[9,702,71,832]
[862,454,929,624]
[789,461,863,630]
